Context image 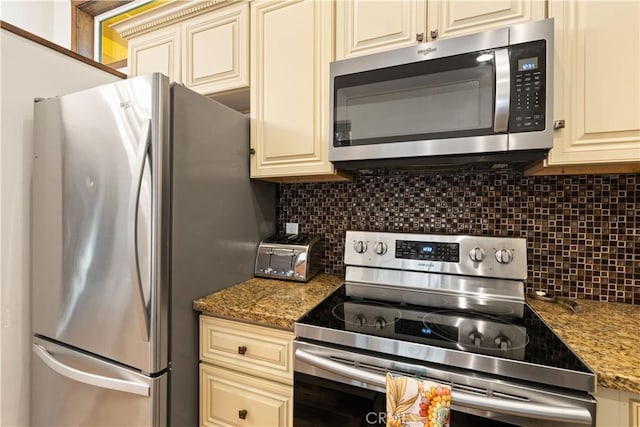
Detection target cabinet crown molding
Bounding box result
[112,0,238,38]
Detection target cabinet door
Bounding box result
[427,0,545,40]
[251,0,342,181]
[335,0,427,59]
[128,25,181,81]
[546,0,640,167]
[182,1,249,95]
[200,364,292,427]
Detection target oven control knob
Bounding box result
[469,247,486,262]
[495,248,514,264]
[494,335,511,350]
[374,241,388,255]
[469,331,484,347]
[353,314,367,326]
[354,240,368,254]
[374,317,387,330]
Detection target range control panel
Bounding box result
[345,231,528,280]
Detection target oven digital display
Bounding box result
[395,318,458,342]
[518,57,538,71]
[395,240,459,262]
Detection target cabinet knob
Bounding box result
[249,148,256,155]
[430,29,439,39]
[238,409,248,419]
[553,120,565,129]
[416,32,424,42]
[238,345,247,355]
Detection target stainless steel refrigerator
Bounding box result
[31,73,275,426]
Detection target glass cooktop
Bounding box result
[296,285,595,393]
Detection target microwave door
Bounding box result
[331,49,508,161]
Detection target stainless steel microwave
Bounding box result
[329,19,554,172]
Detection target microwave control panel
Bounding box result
[509,40,546,133]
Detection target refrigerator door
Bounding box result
[32,73,169,373]
[31,337,166,426]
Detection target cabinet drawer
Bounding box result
[200,364,292,427]
[200,316,294,384]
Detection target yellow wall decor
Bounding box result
[100,1,168,65]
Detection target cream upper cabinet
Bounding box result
[335,0,545,59]
[251,0,346,182]
[113,1,249,106]
[427,0,546,41]
[335,0,427,59]
[540,0,640,172]
[182,2,249,95]
[129,25,181,82]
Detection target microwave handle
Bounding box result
[494,49,510,133]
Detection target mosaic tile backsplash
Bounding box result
[277,172,640,305]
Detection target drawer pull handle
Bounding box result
[238,346,247,355]
[239,409,248,419]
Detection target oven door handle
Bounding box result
[295,349,592,425]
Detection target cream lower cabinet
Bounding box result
[250,0,347,182]
[199,316,294,427]
[114,1,249,108]
[528,0,640,175]
[335,0,545,60]
[596,387,640,427]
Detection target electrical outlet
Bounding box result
[285,222,299,234]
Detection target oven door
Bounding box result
[294,340,595,427]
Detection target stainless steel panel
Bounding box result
[344,231,528,280]
[343,269,524,317]
[329,134,509,162]
[31,337,166,426]
[294,340,595,427]
[32,74,168,373]
[168,83,275,427]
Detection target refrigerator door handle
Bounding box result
[128,119,151,342]
[33,344,150,397]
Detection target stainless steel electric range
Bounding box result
[294,231,596,427]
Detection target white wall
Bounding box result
[0,0,71,49]
[0,27,121,427]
